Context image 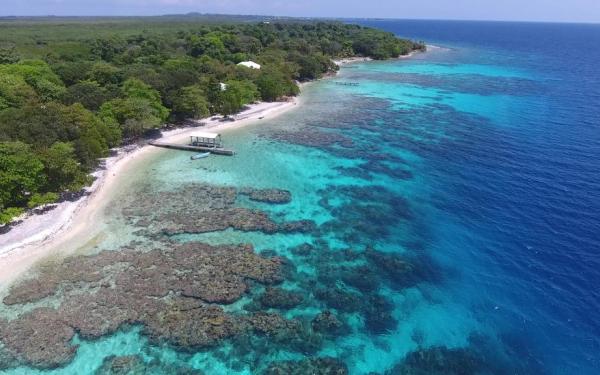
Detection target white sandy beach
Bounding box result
[0,98,300,287]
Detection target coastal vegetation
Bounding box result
[0,16,424,224]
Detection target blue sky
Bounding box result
[2,0,599,23]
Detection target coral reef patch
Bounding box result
[121,184,315,236]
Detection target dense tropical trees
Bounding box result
[0,44,20,64]
[99,78,170,139]
[0,60,65,102]
[213,80,259,116]
[171,85,210,120]
[0,142,45,223]
[256,69,299,102]
[41,142,91,192]
[0,18,424,222]
[63,80,113,111]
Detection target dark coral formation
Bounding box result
[59,289,158,340]
[312,311,344,334]
[95,355,146,375]
[387,346,481,375]
[363,294,398,334]
[340,265,379,292]
[95,354,204,375]
[248,312,302,337]
[161,208,281,235]
[260,96,429,184]
[291,243,315,256]
[248,312,323,355]
[144,302,242,351]
[4,243,283,307]
[2,278,58,306]
[296,245,426,335]
[3,250,113,306]
[318,185,412,244]
[264,357,348,375]
[258,287,303,309]
[311,245,422,294]
[0,308,76,369]
[365,247,424,289]
[314,287,363,313]
[279,219,317,233]
[269,128,355,149]
[240,188,292,204]
[314,287,396,334]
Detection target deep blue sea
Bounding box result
[2,20,600,375]
[354,20,600,374]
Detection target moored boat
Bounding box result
[190,152,210,160]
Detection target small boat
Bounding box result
[190,152,210,160]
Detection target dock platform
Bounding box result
[149,141,235,156]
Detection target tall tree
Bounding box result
[171,85,210,120]
[41,142,91,192]
[0,142,45,214]
[0,44,20,64]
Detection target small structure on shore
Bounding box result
[237,61,261,69]
[149,131,234,156]
[190,132,222,148]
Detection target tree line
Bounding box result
[0,20,425,224]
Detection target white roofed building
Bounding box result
[237,61,261,70]
[190,132,222,148]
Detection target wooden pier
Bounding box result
[149,141,235,156]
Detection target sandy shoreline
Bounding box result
[333,48,426,67]
[0,97,300,286]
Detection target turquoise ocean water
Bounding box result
[3,20,600,375]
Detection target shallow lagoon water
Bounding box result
[2,21,600,375]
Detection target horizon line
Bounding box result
[0,13,598,25]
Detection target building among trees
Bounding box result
[237,61,261,69]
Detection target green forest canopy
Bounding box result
[0,16,425,224]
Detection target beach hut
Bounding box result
[190,132,222,148]
[237,61,261,70]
